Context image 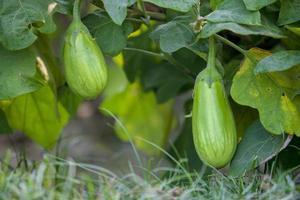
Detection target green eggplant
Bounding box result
[192,37,237,168]
[63,0,107,99]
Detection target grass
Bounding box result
[0,150,299,200]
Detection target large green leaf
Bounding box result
[83,12,133,56]
[229,120,289,177]
[199,15,285,38]
[243,0,277,11]
[199,23,283,39]
[255,51,300,73]
[124,32,159,82]
[144,0,197,12]
[126,29,204,102]
[278,0,300,25]
[101,82,175,155]
[231,48,300,135]
[205,0,261,25]
[0,0,56,50]
[210,0,224,10]
[0,46,43,100]
[4,86,69,149]
[102,0,136,25]
[141,62,194,103]
[150,19,195,53]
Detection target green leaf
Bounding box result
[141,62,194,103]
[0,0,57,50]
[83,12,133,55]
[0,46,43,100]
[243,0,277,11]
[229,120,288,177]
[281,29,300,50]
[205,0,261,25]
[124,32,158,82]
[210,0,224,10]
[150,20,195,53]
[144,0,197,12]
[0,110,12,134]
[223,58,242,93]
[278,0,300,25]
[172,46,207,76]
[4,86,69,149]
[101,63,178,154]
[231,48,300,136]
[125,34,202,102]
[101,82,175,155]
[102,0,136,25]
[286,25,300,37]
[231,101,258,139]
[199,16,285,39]
[255,51,300,73]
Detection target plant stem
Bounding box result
[145,11,166,21]
[214,34,246,55]
[188,47,224,76]
[73,0,82,21]
[205,36,223,79]
[127,8,166,21]
[214,34,258,63]
[123,48,194,80]
[137,0,149,22]
[123,47,164,58]
[207,36,216,69]
[125,17,144,23]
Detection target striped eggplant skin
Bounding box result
[192,73,237,168]
[63,20,107,99]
